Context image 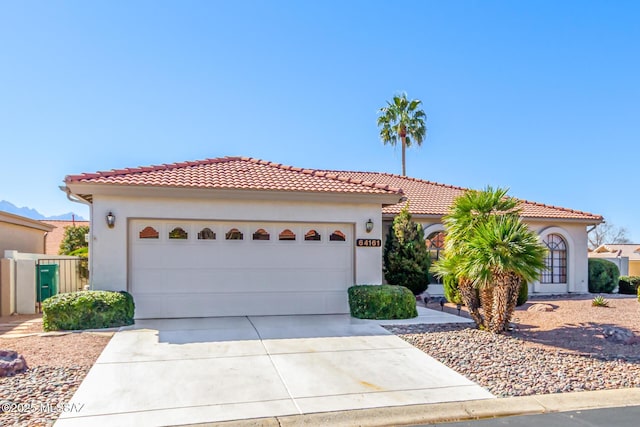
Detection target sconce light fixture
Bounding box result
[365,218,374,233]
[106,211,115,228]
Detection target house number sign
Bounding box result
[356,239,382,247]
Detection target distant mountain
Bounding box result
[0,200,86,221]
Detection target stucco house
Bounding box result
[62,156,602,319]
[0,211,54,255]
[589,244,640,277]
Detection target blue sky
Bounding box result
[1,1,638,239]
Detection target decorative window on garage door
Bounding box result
[304,229,321,241]
[197,228,216,240]
[329,230,346,241]
[169,227,188,240]
[279,229,296,241]
[225,228,244,240]
[253,228,270,240]
[139,226,159,239]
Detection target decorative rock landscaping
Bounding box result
[386,323,640,397]
[0,350,28,377]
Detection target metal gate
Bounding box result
[36,258,88,295]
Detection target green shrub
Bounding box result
[637,284,640,302]
[588,259,619,294]
[42,290,135,331]
[618,276,640,295]
[348,285,417,319]
[383,205,431,295]
[516,281,528,307]
[443,275,463,304]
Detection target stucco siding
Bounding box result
[90,194,384,294]
[0,222,46,254]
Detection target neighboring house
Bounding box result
[62,156,603,319]
[0,211,54,255]
[40,219,90,255]
[589,244,640,276]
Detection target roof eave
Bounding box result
[64,182,403,205]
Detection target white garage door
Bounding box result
[129,220,354,318]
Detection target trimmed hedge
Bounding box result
[588,258,619,293]
[638,285,640,302]
[42,290,135,332]
[619,276,640,295]
[348,285,417,320]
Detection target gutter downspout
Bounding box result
[60,185,93,290]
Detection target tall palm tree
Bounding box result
[432,187,547,333]
[377,92,427,176]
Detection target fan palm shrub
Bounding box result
[432,187,547,333]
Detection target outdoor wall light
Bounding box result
[106,211,116,228]
[365,218,374,233]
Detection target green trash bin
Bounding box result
[37,264,59,302]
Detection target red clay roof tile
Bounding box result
[324,171,602,222]
[65,157,404,196]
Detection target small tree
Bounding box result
[59,225,90,255]
[383,205,430,295]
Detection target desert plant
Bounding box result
[618,276,640,295]
[383,205,431,295]
[42,290,135,331]
[592,295,610,307]
[348,285,417,319]
[516,281,529,307]
[588,259,619,293]
[432,187,547,333]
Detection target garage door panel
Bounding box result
[134,291,350,318]
[130,220,354,318]
[132,267,352,294]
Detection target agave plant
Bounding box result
[592,295,610,307]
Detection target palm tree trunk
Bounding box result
[502,273,521,332]
[401,136,406,176]
[489,275,509,333]
[478,285,493,330]
[458,278,483,328]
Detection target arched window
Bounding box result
[139,226,159,239]
[253,228,270,240]
[425,231,445,284]
[542,234,567,283]
[329,230,346,241]
[169,227,188,240]
[197,228,216,240]
[304,229,321,241]
[225,228,243,240]
[279,229,296,241]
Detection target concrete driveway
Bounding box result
[55,308,493,426]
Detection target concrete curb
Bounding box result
[182,388,640,427]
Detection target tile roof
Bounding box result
[65,157,403,196]
[323,171,603,222]
[40,220,90,255]
[590,244,640,260]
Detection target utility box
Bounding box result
[37,264,59,302]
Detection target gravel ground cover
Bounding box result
[388,295,640,397]
[0,322,111,427]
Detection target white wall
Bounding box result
[90,194,384,292]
